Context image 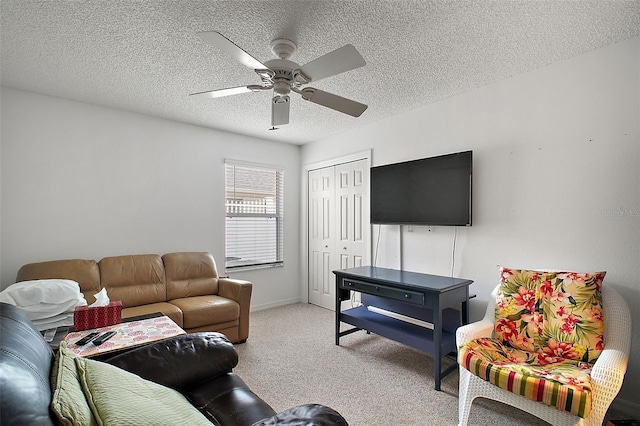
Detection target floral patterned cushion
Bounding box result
[494,268,549,353]
[540,271,606,362]
[459,337,593,418]
[495,268,606,363]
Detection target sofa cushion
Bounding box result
[99,255,166,307]
[170,295,239,329]
[252,404,349,426]
[52,342,212,426]
[104,332,239,391]
[459,337,593,418]
[50,345,97,426]
[0,303,57,424]
[121,302,184,327]
[163,252,219,300]
[16,259,101,304]
[76,355,212,426]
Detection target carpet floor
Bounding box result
[233,303,569,425]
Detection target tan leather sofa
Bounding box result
[15,252,252,343]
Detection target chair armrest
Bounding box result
[456,319,494,348]
[589,285,631,396]
[219,277,252,342]
[590,348,628,390]
[456,289,496,348]
[252,404,348,426]
[103,332,237,391]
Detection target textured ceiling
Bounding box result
[1,1,638,145]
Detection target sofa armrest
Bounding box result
[104,332,237,391]
[252,404,349,426]
[219,277,252,342]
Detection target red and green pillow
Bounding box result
[495,267,605,363]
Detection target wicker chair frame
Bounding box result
[456,284,631,426]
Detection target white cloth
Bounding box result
[0,279,87,323]
[32,312,75,331]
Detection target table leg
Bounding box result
[434,303,443,391]
[335,277,341,345]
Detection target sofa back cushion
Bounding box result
[16,259,101,304]
[163,252,219,301]
[0,303,56,425]
[99,255,166,308]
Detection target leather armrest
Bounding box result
[252,404,349,426]
[218,277,252,304]
[104,332,238,391]
[219,277,252,342]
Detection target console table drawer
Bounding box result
[341,279,424,305]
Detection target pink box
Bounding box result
[73,301,122,331]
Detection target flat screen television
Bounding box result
[370,150,472,226]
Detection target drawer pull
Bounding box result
[404,294,411,299]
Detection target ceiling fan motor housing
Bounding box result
[264,58,304,94]
[273,81,291,95]
[270,38,297,60]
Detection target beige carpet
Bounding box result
[234,302,592,425]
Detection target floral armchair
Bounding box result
[456,268,631,426]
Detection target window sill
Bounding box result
[225,263,283,273]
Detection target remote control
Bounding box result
[76,332,100,346]
[43,328,57,342]
[92,331,117,346]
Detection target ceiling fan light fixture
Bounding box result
[272,95,290,126]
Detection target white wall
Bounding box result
[302,37,640,412]
[0,88,302,310]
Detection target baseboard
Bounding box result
[611,397,640,418]
[250,297,302,312]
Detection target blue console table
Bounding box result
[333,266,473,390]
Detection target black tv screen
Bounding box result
[370,150,472,226]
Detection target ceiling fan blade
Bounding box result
[300,88,367,117]
[190,86,253,99]
[272,95,290,126]
[298,44,366,83]
[197,31,268,70]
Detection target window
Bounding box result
[225,161,284,270]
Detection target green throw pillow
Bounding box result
[74,351,211,426]
[50,343,97,426]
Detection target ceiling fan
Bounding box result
[191,31,368,127]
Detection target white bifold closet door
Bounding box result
[308,159,368,310]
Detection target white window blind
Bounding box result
[225,161,284,270]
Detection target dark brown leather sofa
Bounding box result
[0,302,348,425]
[16,251,251,343]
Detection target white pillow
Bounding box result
[0,279,84,306]
[0,280,87,322]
